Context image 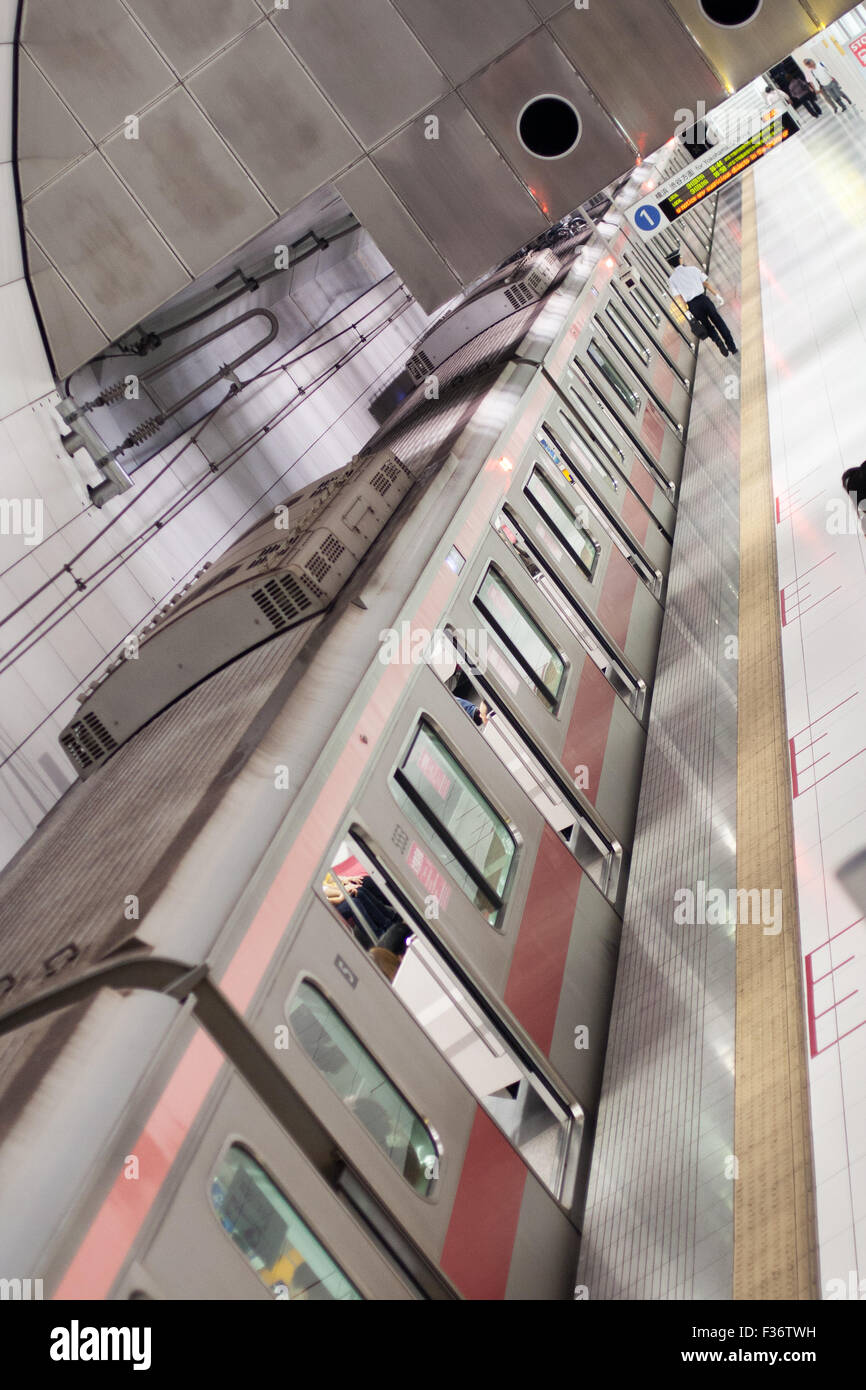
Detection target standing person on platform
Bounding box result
[803,58,853,113]
[665,251,738,358]
[842,463,866,533]
[788,71,823,119]
[763,84,794,120]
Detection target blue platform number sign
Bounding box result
[634,203,662,232]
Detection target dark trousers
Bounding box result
[798,93,822,118]
[688,293,736,354]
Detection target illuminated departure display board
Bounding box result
[658,113,799,220]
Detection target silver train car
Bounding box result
[369,245,570,425]
[0,159,719,1300]
[404,248,563,385]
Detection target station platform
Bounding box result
[578,105,866,1301]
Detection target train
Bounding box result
[366,134,696,428]
[367,245,574,426]
[0,138,722,1300]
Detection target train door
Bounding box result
[307,824,593,1298]
[614,258,695,378]
[438,527,648,852]
[566,318,685,490]
[591,289,691,426]
[297,702,623,1290]
[620,246,697,375]
[247,717,620,1296]
[537,371,677,549]
[494,426,665,683]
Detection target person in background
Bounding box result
[762,84,793,121]
[803,57,852,114]
[665,251,738,358]
[842,463,866,534]
[451,666,493,726]
[455,694,490,726]
[323,872,412,955]
[788,71,822,119]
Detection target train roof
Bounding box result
[0,251,591,1150]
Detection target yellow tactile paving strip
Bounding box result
[734,172,818,1300]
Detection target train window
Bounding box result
[475,566,565,709]
[287,980,441,1196]
[491,509,648,716]
[443,633,621,882]
[524,467,600,580]
[586,339,640,414]
[393,722,516,923]
[603,303,651,364]
[429,635,588,836]
[210,1144,362,1300]
[323,833,583,1204]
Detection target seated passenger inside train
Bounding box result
[447,666,491,726]
[446,666,574,842]
[323,866,413,976]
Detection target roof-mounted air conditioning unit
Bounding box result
[60,450,413,778]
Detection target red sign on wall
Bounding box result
[850,33,866,66]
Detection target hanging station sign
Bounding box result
[658,112,800,219]
[628,111,799,238]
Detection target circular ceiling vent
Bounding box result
[699,0,762,25]
[517,95,581,160]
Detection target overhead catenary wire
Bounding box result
[0,294,413,675]
[0,315,414,775]
[60,215,363,396]
[0,293,417,739]
[0,278,411,602]
[0,391,235,668]
[0,240,587,774]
